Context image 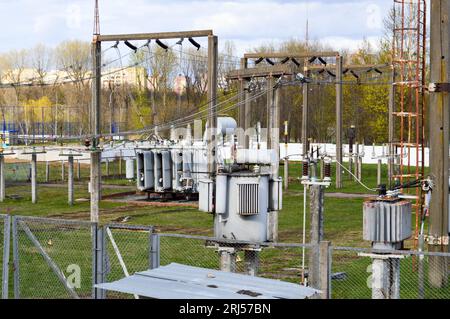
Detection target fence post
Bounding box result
[319,241,331,299]
[119,152,123,176]
[61,160,65,182]
[45,161,50,183]
[150,232,160,270]
[77,160,81,180]
[12,216,20,299]
[309,184,324,288]
[2,216,10,299]
[92,224,106,299]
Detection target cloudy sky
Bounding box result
[0,0,392,55]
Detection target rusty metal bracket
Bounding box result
[428,82,450,93]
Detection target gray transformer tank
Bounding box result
[213,171,282,243]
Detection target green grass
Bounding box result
[1,163,448,299]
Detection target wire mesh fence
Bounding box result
[159,234,314,286]
[330,247,450,299]
[4,163,31,183]
[4,159,126,185]
[6,215,450,299]
[12,216,95,299]
[1,215,10,299]
[103,224,153,299]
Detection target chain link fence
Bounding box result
[4,163,31,183]
[5,215,450,299]
[159,234,315,286]
[12,216,95,299]
[331,247,450,299]
[4,158,125,185]
[103,224,153,299]
[1,215,10,299]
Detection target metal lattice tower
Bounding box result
[391,0,427,248]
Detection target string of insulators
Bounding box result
[302,161,309,179]
[324,162,331,180]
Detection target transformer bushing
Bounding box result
[362,197,412,299]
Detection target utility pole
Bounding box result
[91,24,102,223]
[284,121,289,190]
[207,35,218,177]
[238,58,247,131]
[428,0,450,288]
[0,154,4,202]
[388,65,395,186]
[335,55,343,189]
[302,60,310,158]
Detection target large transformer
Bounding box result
[136,145,207,196]
[200,148,282,243]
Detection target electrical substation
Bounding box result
[0,0,449,300]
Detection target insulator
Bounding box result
[188,38,201,50]
[302,161,309,178]
[324,162,331,179]
[255,57,264,65]
[124,40,138,52]
[291,58,300,67]
[156,39,169,51]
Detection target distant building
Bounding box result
[102,67,148,89]
[1,67,148,89]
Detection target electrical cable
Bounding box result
[335,159,378,192]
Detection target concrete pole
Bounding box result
[119,151,123,176]
[309,184,325,289]
[371,257,400,299]
[238,58,248,130]
[0,155,5,202]
[68,156,74,206]
[302,61,310,158]
[219,248,236,273]
[61,160,65,182]
[377,159,382,186]
[244,81,251,149]
[268,80,281,177]
[207,35,218,177]
[354,143,359,181]
[31,154,37,204]
[244,250,259,277]
[358,146,363,181]
[90,37,102,223]
[105,160,110,177]
[388,66,395,186]
[269,79,281,242]
[284,121,289,190]
[77,160,81,180]
[45,161,50,183]
[319,241,331,299]
[267,76,274,139]
[428,0,450,288]
[335,55,343,189]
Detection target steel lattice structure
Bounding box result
[391,0,427,250]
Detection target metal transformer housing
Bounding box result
[214,172,270,243]
[363,198,412,244]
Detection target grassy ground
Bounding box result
[1,162,446,299]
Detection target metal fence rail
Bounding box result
[1,215,10,299]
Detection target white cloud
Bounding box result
[0,0,393,54]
